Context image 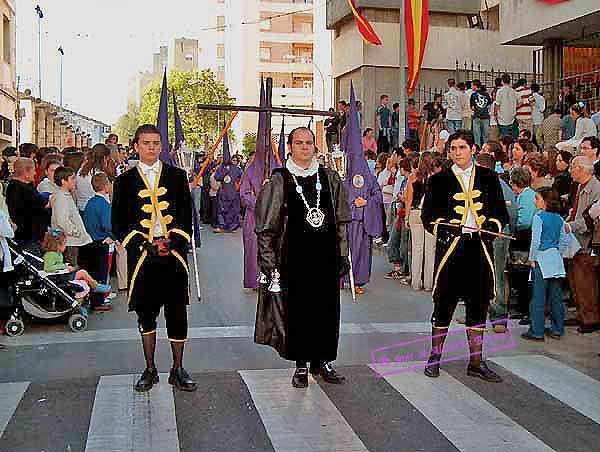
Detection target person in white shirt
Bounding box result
[443,78,463,133]
[556,103,598,151]
[460,82,473,131]
[494,73,518,139]
[531,83,546,146]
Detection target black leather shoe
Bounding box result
[310,363,345,384]
[424,354,441,378]
[135,368,159,392]
[168,367,197,392]
[467,361,502,383]
[292,367,309,388]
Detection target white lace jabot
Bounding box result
[286,157,319,177]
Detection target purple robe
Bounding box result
[214,164,242,231]
[240,171,259,289]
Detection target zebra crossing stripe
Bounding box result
[239,369,369,452]
[0,382,29,438]
[491,355,600,424]
[371,364,556,452]
[85,374,180,452]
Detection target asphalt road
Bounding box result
[1,229,599,452]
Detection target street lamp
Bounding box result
[35,5,44,99]
[58,46,64,108]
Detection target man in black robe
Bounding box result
[254,127,352,388]
[421,130,509,382]
[112,124,196,392]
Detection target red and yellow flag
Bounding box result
[347,0,382,46]
[405,0,429,94]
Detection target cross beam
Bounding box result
[197,77,339,180]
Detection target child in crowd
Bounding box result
[522,187,568,342]
[41,228,111,294]
[82,173,116,305]
[50,166,92,266]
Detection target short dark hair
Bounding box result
[363,127,374,137]
[106,133,118,143]
[515,78,527,88]
[536,187,561,214]
[398,157,412,172]
[472,79,482,89]
[448,130,475,148]
[501,73,511,84]
[91,172,110,192]
[380,94,389,101]
[457,82,466,90]
[401,138,419,154]
[133,124,161,144]
[393,102,400,109]
[486,141,503,160]
[520,129,532,140]
[531,83,540,93]
[54,166,75,187]
[494,77,502,88]
[287,127,315,146]
[18,143,38,158]
[510,166,532,189]
[582,136,600,157]
[447,78,455,86]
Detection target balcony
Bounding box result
[272,87,313,107]
[258,61,313,73]
[259,31,313,44]
[260,0,313,14]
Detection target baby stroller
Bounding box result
[1,239,90,336]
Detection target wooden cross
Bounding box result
[197,77,339,180]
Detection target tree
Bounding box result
[112,105,140,145]
[138,68,234,150]
[242,133,257,158]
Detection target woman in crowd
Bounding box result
[76,144,112,213]
[553,150,574,216]
[362,128,377,154]
[405,152,435,291]
[524,152,553,190]
[556,103,597,151]
[509,167,537,324]
[37,158,62,200]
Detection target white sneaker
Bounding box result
[106,292,118,300]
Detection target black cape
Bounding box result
[254,166,352,361]
[112,162,192,311]
[421,165,509,302]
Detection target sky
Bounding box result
[16,0,211,125]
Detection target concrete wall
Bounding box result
[500,0,600,45]
[0,0,16,149]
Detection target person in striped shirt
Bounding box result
[515,79,535,135]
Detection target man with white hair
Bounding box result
[565,156,600,333]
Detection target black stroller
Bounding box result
[0,239,90,336]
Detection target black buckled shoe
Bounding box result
[467,361,502,383]
[424,354,441,378]
[134,368,159,392]
[292,367,309,388]
[168,367,197,392]
[310,363,345,384]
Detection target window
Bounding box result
[3,15,10,64]
[260,47,271,62]
[217,44,225,59]
[185,53,193,61]
[0,115,12,136]
[216,16,225,30]
[260,18,271,31]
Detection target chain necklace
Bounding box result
[290,171,325,228]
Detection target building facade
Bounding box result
[205,0,333,151]
[326,0,534,131]
[19,91,110,149]
[0,0,16,152]
[173,38,199,73]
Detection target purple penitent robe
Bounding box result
[214,164,243,232]
[240,171,259,289]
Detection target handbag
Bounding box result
[254,285,289,359]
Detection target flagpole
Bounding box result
[399,0,407,142]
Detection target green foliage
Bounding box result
[138,68,234,149]
[242,133,257,158]
[112,105,140,145]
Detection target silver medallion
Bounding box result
[306,207,325,228]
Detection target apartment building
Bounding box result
[0,0,15,151]
[173,38,199,73]
[208,0,332,150]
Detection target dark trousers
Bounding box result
[377,130,391,155]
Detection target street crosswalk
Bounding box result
[1,354,599,452]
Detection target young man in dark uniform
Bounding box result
[112,124,196,392]
[421,130,509,382]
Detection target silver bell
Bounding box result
[258,272,268,285]
[268,269,281,293]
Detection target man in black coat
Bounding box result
[421,130,509,382]
[112,124,195,392]
[254,127,352,388]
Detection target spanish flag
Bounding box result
[347,0,382,46]
[405,0,429,94]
